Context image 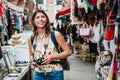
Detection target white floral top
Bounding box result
[32,35,63,73]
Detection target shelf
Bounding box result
[3,65,30,80]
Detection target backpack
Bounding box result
[30,30,70,70]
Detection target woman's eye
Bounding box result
[35,16,45,19]
[41,15,46,18]
[35,16,40,19]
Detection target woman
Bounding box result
[28,9,71,80]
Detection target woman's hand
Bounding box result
[42,54,54,65]
[31,61,39,68]
[30,56,40,68]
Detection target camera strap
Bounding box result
[44,44,48,55]
[31,34,50,55]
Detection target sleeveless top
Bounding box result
[32,34,63,73]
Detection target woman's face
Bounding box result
[34,12,47,28]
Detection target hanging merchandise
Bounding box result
[71,0,83,24]
[86,9,96,27]
[88,0,97,7]
[117,35,120,75]
[58,8,71,16]
[104,26,115,41]
[57,0,71,16]
[77,0,88,21]
[114,0,120,45]
[79,24,91,37]
[107,48,118,80]
[82,0,93,11]
[104,0,117,41]
[0,3,2,17]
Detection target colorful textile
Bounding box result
[0,3,2,17]
[88,0,97,7]
[58,8,71,16]
[33,36,63,73]
[107,49,118,80]
[71,0,84,24]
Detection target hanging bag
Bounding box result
[79,24,91,37]
[104,25,115,41]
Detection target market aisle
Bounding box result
[20,31,96,80]
[64,55,96,80]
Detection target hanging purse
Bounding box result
[79,24,90,37]
[104,25,115,41]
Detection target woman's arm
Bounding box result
[52,31,71,60]
[42,31,71,65]
[28,38,33,62]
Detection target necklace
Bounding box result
[39,33,45,40]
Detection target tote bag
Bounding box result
[80,27,90,37]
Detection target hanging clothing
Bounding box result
[0,3,2,17]
[6,9,12,39]
[15,13,21,31]
[88,0,97,7]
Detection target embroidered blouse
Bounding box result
[32,34,63,73]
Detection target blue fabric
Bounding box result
[0,17,5,32]
[34,71,64,80]
[16,14,21,30]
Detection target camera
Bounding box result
[33,56,44,65]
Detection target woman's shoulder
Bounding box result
[52,30,62,37]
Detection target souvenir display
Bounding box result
[8,31,26,46]
[13,45,30,66]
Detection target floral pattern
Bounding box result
[33,37,63,73]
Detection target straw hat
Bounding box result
[8,31,26,46]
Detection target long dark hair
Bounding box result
[31,9,51,37]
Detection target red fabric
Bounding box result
[113,62,117,73]
[58,8,71,15]
[0,3,2,17]
[88,0,97,7]
[104,27,115,41]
